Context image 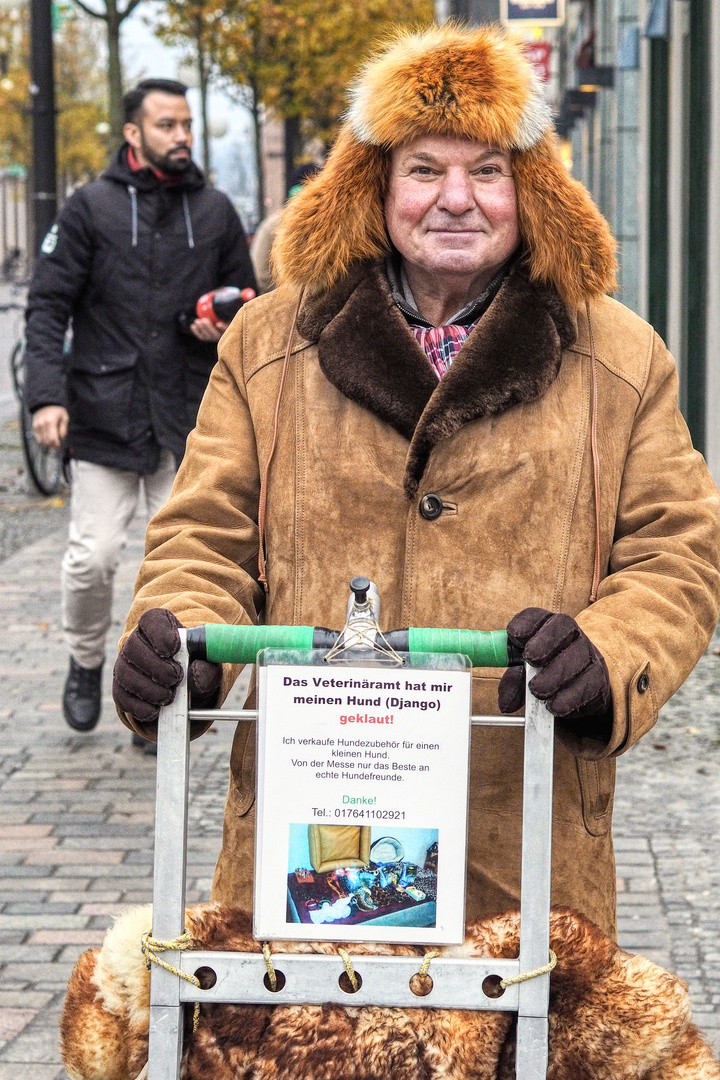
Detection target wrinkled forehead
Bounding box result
[389,136,512,170]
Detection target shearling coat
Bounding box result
[121,261,720,938]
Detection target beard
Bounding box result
[139,134,191,175]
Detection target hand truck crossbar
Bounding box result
[189,707,526,727]
[173,951,524,1010]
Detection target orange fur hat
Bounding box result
[273,24,617,309]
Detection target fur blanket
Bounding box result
[61,904,719,1080]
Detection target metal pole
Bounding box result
[29,0,57,253]
[515,666,554,1080]
[148,631,190,1080]
[1,176,7,267]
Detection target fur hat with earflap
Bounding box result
[272,23,617,310]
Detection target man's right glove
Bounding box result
[112,608,221,723]
[498,608,612,720]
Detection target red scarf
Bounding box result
[127,146,180,185]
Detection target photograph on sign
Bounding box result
[286,824,439,928]
[501,0,565,26]
[254,657,471,944]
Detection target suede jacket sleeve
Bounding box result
[574,330,720,760]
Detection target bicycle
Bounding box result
[5,312,68,497]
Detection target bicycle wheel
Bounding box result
[19,395,66,496]
[10,338,24,397]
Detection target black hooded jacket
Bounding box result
[25,146,257,473]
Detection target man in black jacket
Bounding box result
[25,78,257,738]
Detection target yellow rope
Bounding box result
[337,948,359,992]
[141,930,201,1032]
[500,950,557,989]
[418,950,439,977]
[262,942,277,991]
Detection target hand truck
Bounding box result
[147,580,555,1080]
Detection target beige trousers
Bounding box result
[62,450,176,669]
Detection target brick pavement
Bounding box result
[613,645,720,1051]
[0,517,238,1079]
[0,509,717,1075]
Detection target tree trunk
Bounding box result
[105,0,123,144]
[250,80,265,223]
[197,30,211,178]
[284,115,300,193]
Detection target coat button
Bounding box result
[419,494,443,520]
[637,673,650,693]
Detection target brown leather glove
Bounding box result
[498,608,611,720]
[112,608,221,723]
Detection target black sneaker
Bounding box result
[63,657,103,732]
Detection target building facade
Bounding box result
[443,0,720,481]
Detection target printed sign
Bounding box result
[501,0,565,26]
[254,660,472,943]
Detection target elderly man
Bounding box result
[112,26,720,938]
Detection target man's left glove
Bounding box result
[113,608,222,723]
[498,608,611,719]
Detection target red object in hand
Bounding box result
[196,286,256,326]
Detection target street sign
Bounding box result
[522,41,552,83]
[501,0,565,26]
[51,0,73,30]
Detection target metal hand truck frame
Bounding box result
[147,602,554,1080]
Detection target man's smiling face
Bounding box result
[384,135,520,293]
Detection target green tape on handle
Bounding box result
[408,628,509,667]
[204,624,315,664]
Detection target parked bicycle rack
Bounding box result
[147,628,554,1080]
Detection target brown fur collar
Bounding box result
[297,261,576,498]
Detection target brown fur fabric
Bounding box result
[512,134,618,309]
[298,261,575,497]
[61,905,719,1080]
[272,26,617,306]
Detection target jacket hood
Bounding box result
[103,144,205,193]
[272,23,617,309]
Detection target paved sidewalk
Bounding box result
[0,514,717,1077]
[0,519,239,1080]
[613,649,720,1050]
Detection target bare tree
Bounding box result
[71,0,144,143]
[153,1,224,178]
